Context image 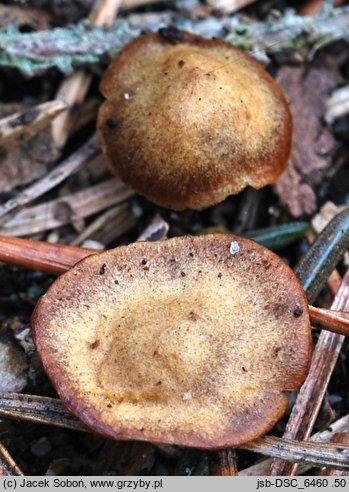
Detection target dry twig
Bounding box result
[240,411,349,475]
[309,305,349,337]
[71,203,135,246]
[0,100,66,152]
[320,434,349,476]
[270,269,349,475]
[208,449,238,476]
[0,443,23,476]
[52,0,123,148]
[0,236,97,274]
[0,178,134,236]
[0,134,99,221]
[242,436,349,471]
[0,393,88,432]
[1,393,348,470]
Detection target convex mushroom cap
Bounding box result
[32,234,311,449]
[97,29,292,210]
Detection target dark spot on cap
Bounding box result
[106,117,118,129]
[158,26,184,43]
[89,340,100,350]
[107,403,113,408]
[273,347,281,357]
[178,59,185,67]
[188,311,199,321]
[293,307,303,317]
[218,273,222,278]
[141,259,147,265]
[181,271,186,277]
[100,264,107,275]
[242,367,247,372]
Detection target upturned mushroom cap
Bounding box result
[97,30,292,210]
[32,234,311,449]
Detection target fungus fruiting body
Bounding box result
[97,30,292,210]
[32,234,311,449]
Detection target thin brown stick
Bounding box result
[0,134,99,221]
[52,0,122,148]
[309,305,349,336]
[208,449,238,476]
[1,235,349,335]
[270,269,349,475]
[0,442,23,476]
[0,100,66,152]
[0,236,97,274]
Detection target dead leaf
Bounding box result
[275,65,337,217]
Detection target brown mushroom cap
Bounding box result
[32,234,311,449]
[97,30,292,210]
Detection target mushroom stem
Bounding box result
[0,234,348,336]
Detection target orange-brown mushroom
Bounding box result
[97,29,292,210]
[32,234,311,449]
